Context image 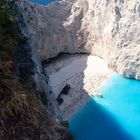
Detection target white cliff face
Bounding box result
[19,0,140,79]
[78,0,140,79]
[18,0,89,60]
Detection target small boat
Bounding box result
[96,93,103,98]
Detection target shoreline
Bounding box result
[44,54,115,120]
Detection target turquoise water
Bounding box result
[30,0,55,5]
[69,74,140,140]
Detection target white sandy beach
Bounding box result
[45,54,114,120]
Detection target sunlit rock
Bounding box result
[19,0,140,79]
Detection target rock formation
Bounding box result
[18,0,140,80]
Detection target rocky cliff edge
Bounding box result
[18,0,140,79]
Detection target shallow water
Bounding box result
[69,74,140,140]
[29,0,56,5]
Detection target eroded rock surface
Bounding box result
[19,0,140,79]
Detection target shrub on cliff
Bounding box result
[0,0,73,139]
[0,0,42,139]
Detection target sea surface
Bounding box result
[29,0,56,5]
[26,1,140,139]
[69,74,140,140]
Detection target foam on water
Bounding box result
[69,74,140,140]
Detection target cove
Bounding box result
[69,74,140,140]
[29,0,56,5]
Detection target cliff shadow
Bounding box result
[42,53,135,140]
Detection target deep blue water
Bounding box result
[69,74,140,140]
[29,0,55,5]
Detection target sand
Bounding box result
[45,54,114,120]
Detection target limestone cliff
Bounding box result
[0,0,73,139]
[18,0,140,79]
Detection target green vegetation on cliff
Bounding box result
[0,0,73,139]
[0,0,42,139]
